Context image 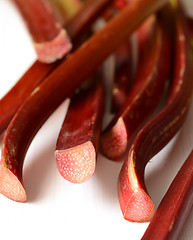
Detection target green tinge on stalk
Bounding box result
[191,39,193,50]
[49,0,83,21]
[170,0,178,9]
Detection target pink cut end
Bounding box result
[101,117,127,160]
[0,165,27,202]
[123,189,154,222]
[55,141,96,183]
[34,29,72,63]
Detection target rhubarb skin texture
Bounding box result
[118,5,193,222]
[0,0,111,135]
[55,80,105,183]
[13,0,72,63]
[0,61,57,134]
[141,149,193,240]
[0,0,168,202]
[101,13,171,161]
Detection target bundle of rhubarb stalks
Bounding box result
[0,0,193,239]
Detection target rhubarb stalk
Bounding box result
[0,0,168,202]
[48,0,83,24]
[141,149,193,240]
[0,0,112,135]
[118,3,193,222]
[111,41,132,113]
[12,0,72,63]
[101,12,171,161]
[55,77,104,183]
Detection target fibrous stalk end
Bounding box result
[55,141,96,183]
[34,29,72,63]
[123,188,154,222]
[0,164,27,202]
[101,117,127,160]
[118,153,154,222]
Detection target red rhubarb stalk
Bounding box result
[118,3,193,222]
[187,17,193,40]
[12,0,72,63]
[111,14,156,113]
[101,12,171,161]
[141,149,193,240]
[0,0,168,202]
[111,41,132,113]
[0,0,112,135]
[137,15,156,61]
[65,0,113,43]
[55,77,104,183]
[48,0,83,24]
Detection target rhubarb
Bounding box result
[111,14,156,113]
[55,77,104,183]
[65,0,113,43]
[118,3,193,222]
[0,0,112,135]
[0,0,168,202]
[141,149,193,240]
[187,17,193,40]
[12,0,72,63]
[101,12,171,160]
[48,0,83,24]
[111,41,132,112]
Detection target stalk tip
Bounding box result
[55,141,96,183]
[0,164,27,202]
[101,117,127,160]
[35,29,72,63]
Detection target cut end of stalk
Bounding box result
[55,141,96,183]
[101,117,127,160]
[34,29,72,63]
[0,164,27,203]
[118,153,154,222]
[123,189,154,222]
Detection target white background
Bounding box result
[0,0,193,239]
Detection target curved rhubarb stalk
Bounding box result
[101,12,171,160]
[12,0,72,63]
[118,4,193,222]
[0,0,112,135]
[141,149,193,240]
[0,0,168,202]
[55,78,104,183]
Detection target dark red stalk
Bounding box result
[55,77,104,183]
[0,0,168,202]
[111,14,156,113]
[111,41,132,113]
[48,0,83,25]
[0,0,112,135]
[65,0,113,41]
[101,12,170,161]
[141,149,193,240]
[187,17,193,40]
[118,4,193,222]
[137,15,156,60]
[12,0,72,63]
